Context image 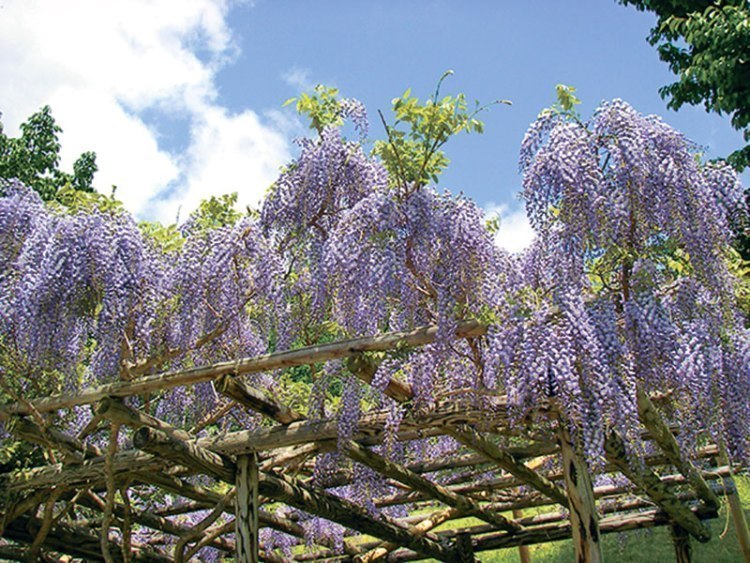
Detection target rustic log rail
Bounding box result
[0,321,486,420]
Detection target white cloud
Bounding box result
[282,67,315,92]
[149,104,289,221]
[485,202,535,253]
[0,0,290,222]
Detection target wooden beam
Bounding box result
[133,426,236,483]
[636,386,719,508]
[235,454,260,563]
[355,507,458,563]
[216,375,304,424]
[473,465,731,517]
[603,431,711,542]
[435,482,737,540]
[557,421,602,562]
[97,397,192,441]
[74,493,236,554]
[375,456,556,508]
[445,425,568,506]
[390,444,720,508]
[344,440,522,534]
[346,353,413,403]
[0,321,487,419]
[3,511,172,562]
[0,449,169,492]
[200,399,505,455]
[390,505,719,560]
[8,416,102,462]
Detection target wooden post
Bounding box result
[557,423,602,563]
[719,445,750,563]
[513,509,532,563]
[235,454,259,563]
[454,533,475,563]
[670,523,692,563]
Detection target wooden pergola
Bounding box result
[1,321,748,562]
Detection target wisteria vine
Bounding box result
[0,94,748,557]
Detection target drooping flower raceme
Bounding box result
[502,100,750,462]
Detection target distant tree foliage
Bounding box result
[0,105,97,200]
[619,0,750,170]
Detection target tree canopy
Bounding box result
[0,105,98,201]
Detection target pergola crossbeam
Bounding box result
[604,430,712,542]
[0,321,487,420]
[635,385,720,508]
[445,424,568,506]
[344,439,523,533]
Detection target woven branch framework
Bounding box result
[0,321,747,562]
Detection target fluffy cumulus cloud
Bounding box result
[484,202,535,253]
[0,0,290,222]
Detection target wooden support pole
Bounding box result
[636,386,720,508]
[557,422,602,563]
[513,510,532,563]
[217,375,305,424]
[670,523,692,563]
[454,533,475,563]
[235,454,260,563]
[445,425,568,506]
[719,444,750,563]
[344,440,523,533]
[604,431,711,542]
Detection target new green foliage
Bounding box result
[374,70,511,192]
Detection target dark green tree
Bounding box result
[0,105,97,200]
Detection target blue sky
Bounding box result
[1,0,746,250]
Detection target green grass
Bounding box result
[475,475,750,562]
